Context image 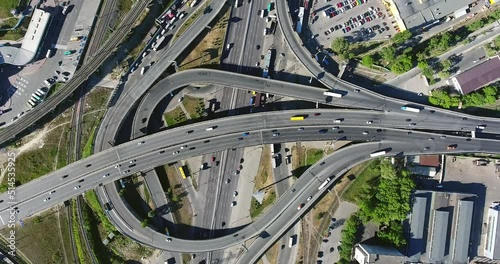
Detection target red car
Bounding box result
[297,204,305,210]
[337,2,343,8]
[314,113,321,116]
[212,157,216,162]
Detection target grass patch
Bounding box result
[82,125,96,158]
[182,95,205,119]
[1,126,65,185]
[71,200,91,263]
[292,146,325,178]
[117,0,135,19]
[84,190,151,262]
[342,160,380,204]
[56,125,71,169]
[0,17,25,40]
[163,106,187,126]
[250,146,277,219]
[264,236,280,264]
[165,165,193,226]
[174,2,209,40]
[46,82,64,98]
[143,183,151,204]
[250,191,276,219]
[178,6,230,70]
[0,0,17,18]
[84,190,116,233]
[0,207,71,263]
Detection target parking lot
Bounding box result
[310,0,397,47]
[440,155,500,257]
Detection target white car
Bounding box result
[233,191,238,197]
[366,120,372,124]
[48,190,56,194]
[166,238,172,242]
[103,173,110,178]
[129,159,136,164]
[178,96,184,102]
[172,151,180,155]
[307,196,312,201]
[362,131,369,135]
[138,141,145,145]
[231,201,237,207]
[74,185,81,190]
[180,145,187,149]
[43,197,51,202]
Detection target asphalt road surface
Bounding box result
[1,109,498,252]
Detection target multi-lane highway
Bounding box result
[1,108,498,251]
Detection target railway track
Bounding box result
[0,0,152,146]
[66,204,79,264]
[66,0,121,263]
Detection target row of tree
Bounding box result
[347,9,500,76]
[357,159,415,247]
[428,85,499,109]
[337,213,362,264]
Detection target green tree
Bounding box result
[380,46,396,62]
[392,30,412,45]
[148,210,156,218]
[141,219,150,227]
[482,85,498,96]
[467,20,484,32]
[417,60,428,69]
[316,212,326,220]
[422,67,434,79]
[378,221,406,247]
[438,70,450,79]
[390,55,413,74]
[441,59,452,71]
[428,89,453,108]
[331,37,350,55]
[361,54,374,67]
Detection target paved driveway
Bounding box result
[317,201,359,263]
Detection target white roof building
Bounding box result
[0,8,51,66]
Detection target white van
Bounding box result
[161,29,166,35]
[206,127,214,131]
[260,9,265,18]
[43,79,51,86]
[140,67,145,75]
[334,119,343,123]
[46,49,52,58]
[190,0,198,8]
[179,12,186,19]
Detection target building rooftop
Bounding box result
[419,155,441,167]
[0,9,50,66]
[429,210,449,261]
[392,0,474,31]
[354,241,404,264]
[485,207,500,260]
[407,191,476,263]
[453,200,474,263]
[452,56,500,95]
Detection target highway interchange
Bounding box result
[2,0,500,263]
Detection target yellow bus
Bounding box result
[290,116,305,121]
[179,166,187,179]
